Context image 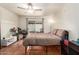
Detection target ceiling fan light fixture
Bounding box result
[26,3,34,14]
[17,3,42,15]
[27,3,33,10]
[27,9,34,14]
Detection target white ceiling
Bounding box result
[0,3,65,16]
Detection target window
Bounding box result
[27,17,44,33]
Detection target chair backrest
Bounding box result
[63,31,69,40]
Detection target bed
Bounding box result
[23,33,61,46]
[23,29,69,54]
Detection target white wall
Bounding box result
[19,15,56,33]
[19,15,54,33]
[0,6,19,39]
[54,4,79,41]
[44,15,56,33]
[18,16,27,30]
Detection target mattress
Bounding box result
[23,33,61,46]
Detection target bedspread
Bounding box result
[23,33,61,46]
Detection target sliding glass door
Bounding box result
[35,24,42,32]
[28,23,35,32]
[27,17,44,33]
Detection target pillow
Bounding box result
[56,29,65,37]
[52,29,58,35]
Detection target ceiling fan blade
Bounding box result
[34,9,42,11]
[17,7,25,9]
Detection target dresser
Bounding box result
[61,40,79,55]
[69,41,79,55]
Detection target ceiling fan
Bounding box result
[17,3,42,11]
